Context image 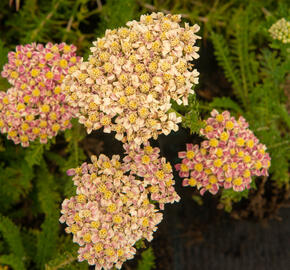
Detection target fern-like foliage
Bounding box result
[0,215,26,270]
[210,4,290,202]
[35,160,61,269]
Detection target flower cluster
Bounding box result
[175,110,271,195]
[63,12,200,146]
[60,144,179,269]
[123,142,180,209]
[269,18,290,43]
[0,43,80,146]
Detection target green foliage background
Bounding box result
[0,0,289,269]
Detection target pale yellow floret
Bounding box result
[188,178,197,187]
[226,121,234,130]
[77,194,86,203]
[194,163,203,172]
[141,155,150,164]
[107,203,117,213]
[216,148,223,157]
[45,71,54,79]
[52,123,60,132]
[209,138,219,147]
[31,69,40,77]
[99,228,108,238]
[83,233,92,243]
[21,123,29,131]
[91,221,100,228]
[213,159,222,168]
[186,150,195,159]
[94,243,103,253]
[17,103,25,111]
[209,175,218,184]
[23,95,31,103]
[236,137,245,147]
[155,170,165,180]
[233,177,243,186]
[180,163,189,172]
[10,71,19,79]
[32,127,40,134]
[142,217,149,227]
[220,131,229,141]
[246,140,254,148]
[231,162,238,169]
[40,120,47,128]
[105,248,115,257]
[243,155,251,163]
[113,215,123,224]
[41,104,50,113]
[243,169,251,178]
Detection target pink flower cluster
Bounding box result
[123,142,180,209]
[63,12,200,146]
[0,43,80,146]
[175,110,271,195]
[60,144,179,269]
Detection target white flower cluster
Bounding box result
[63,12,200,146]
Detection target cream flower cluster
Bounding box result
[175,110,271,195]
[60,144,179,269]
[0,43,80,146]
[269,18,290,43]
[63,12,200,146]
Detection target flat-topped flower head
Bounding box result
[61,149,180,270]
[175,110,271,195]
[123,142,180,209]
[269,18,290,44]
[63,12,200,146]
[0,43,80,146]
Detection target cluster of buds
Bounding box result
[268,18,290,43]
[0,43,80,146]
[175,110,271,195]
[60,144,179,270]
[63,12,200,146]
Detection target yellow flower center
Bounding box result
[91,221,100,228]
[188,178,197,186]
[155,170,165,180]
[31,69,40,77]
[233,177,243,186]
[186,150,195,159]
[94,243,103,253]
[141,155,150,164]
[220,132,229,141]
[226,121,234,130]
[194,163,203,172]
[236,137,245,147]
[180,163,189,172]
[213,159,223,168]
[107,203,117,213]
[209,138,219,147]
[216,114,224,122]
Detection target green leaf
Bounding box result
[24,143,45,167]
[137,247,156,270]
[209,97,243,113]
[0,215,26,269]
[0,254,26,270]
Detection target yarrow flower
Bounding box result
[123,142,180,209]
[268,18,290,43]
[0,43,80,146]
[175,110,271,195]
[63,12,200,146]
[60,144,179,269]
